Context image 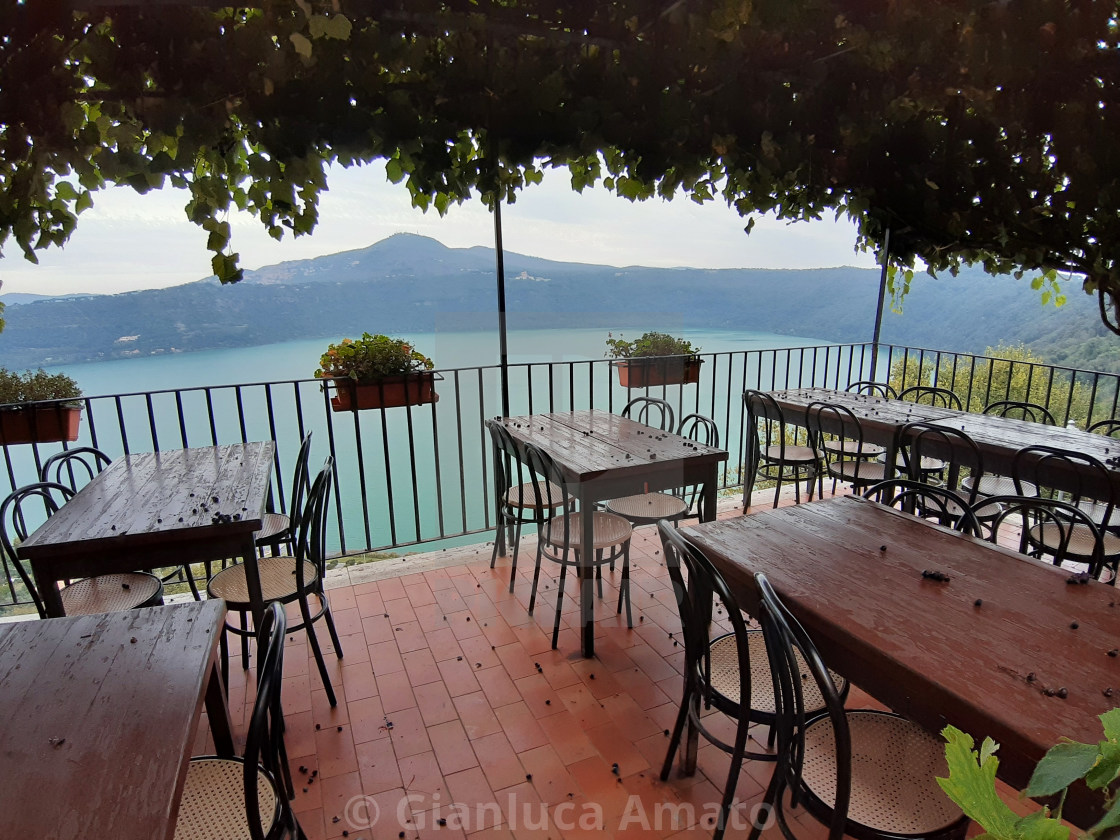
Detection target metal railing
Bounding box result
[2,340,1118,610]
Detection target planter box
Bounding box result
[329,373,439,411]
[0,405,82,445]
[614,357,704,388]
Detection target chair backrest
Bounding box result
[677,413,720,448]
[293,458,334,590]
[845,380,897,399]
[0,481,75,618]
[1011,444,1114,512]
[658,521,753,712]
[755,572,851,840]
[897,385,963,410]
[521,442,575,552]
[744,390,800,457]
[806,401,879,482]
[894,421,983,501]
[39,446,112,490]
[284,432,314,534]
[486,417,531,507]
[1088,418,1120,438]
[972,494,1108,578]
[622,397,675,432]
[983,400,1056,425]
[863,479,980,535]
[243,601,299,840]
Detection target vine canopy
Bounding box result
[4,1,1120,330]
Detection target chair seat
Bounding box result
[174,757,280,840]
[61,573,163,615]
[801,710,964,836]
[254,511,290,545]
[506,480,565,510]
[207,555,318,605]
[542,511,632,551]
[763,444,817,465]
[830,460,895,485]
[961,474,1038,498]
[823,440,885,459]
[605,492,688,522]
[708,632,843,716]
[1028,522,1120,560]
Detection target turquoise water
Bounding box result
[11,327,850,556]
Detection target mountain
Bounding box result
[0,232,1114,371]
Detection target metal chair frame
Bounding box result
[983,400,1056,426]
[753,573,969,840]
[744,390,819,510]
[621,396,675,431]
[844,381,898,399]
[39,446,112,489]
[897,385,963,410]
[894,421,983,497]
[523,442,632,649]
[862,479,981,535]
[1088,418,1120,438]
[256,432,314,557]
[807,401,893,497]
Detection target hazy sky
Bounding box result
[1,161,879,297]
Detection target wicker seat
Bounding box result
[523,443,634,649]
[486,418,567,592]
[174,602,303,840]
[753,573,968,840]
[207,459,343,706]
[254,432,313,556]
[0,481,163,618]
[658,524,847,840]
[606,413,719,526]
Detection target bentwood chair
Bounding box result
[1088,418,1120,438]
[897,385,963,410]
[744,390,820,510]
[753,573,969,840]
[0,481,164,617]
[807,401,894,497]
[983,400,1057,426]
[658,523,846,840]
[486,418,565,591]
[863,479,980,534]
[1010,446,1120,578]
[175,602,306,840]
[39,446,112,489]
[208,459,344,705]
[254,432,314,557]
[894,420,983,498]
[523,442,633,649]
[845,380,898,399]
[972,494,1109,579]
[605,413,719,526]
[622,396,675,431]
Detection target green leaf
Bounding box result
[74,191,94,213]
[1011,810,1069,840]
[289,32,312,58]
[1024,741,1099,796]
[936,726,1021,838]
[1083,740,1120,790]
[323,14,352,40]
[1098,709,1120,742]
[1088,790,1120,835]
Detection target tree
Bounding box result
[3,2,1120,331]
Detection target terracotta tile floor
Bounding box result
[207,486,1033,840]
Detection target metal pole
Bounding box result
[870,227,891,381]
[493,197,510,417]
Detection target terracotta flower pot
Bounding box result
[614,357,704,388]
[329,373,439,411]
[0,405,82,445]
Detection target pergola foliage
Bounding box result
[3,1,1120,330]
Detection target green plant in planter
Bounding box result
[0,368,82,406]
[938,712,1120,840]
[604,331,699,359]
[313,333,434,382]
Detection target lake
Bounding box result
[18,327,852,557]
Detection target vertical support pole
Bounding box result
[870,227,891,382]
[494,198,510,418]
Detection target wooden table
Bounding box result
[19,442,275,623]
[0,600,234,840]
[684,495,1120,828]
[756,387,1120,501]
[503,410,728,657]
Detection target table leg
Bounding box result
[699,466,718,523]
[240,536,265,631]
[31,562,65,617]
[579,495,595,658]
[205,661,236,757]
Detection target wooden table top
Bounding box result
[20,441,274,559]
[502,410,727,486]
[0,601,226,840]
[759,387,1120,497]
[684,495,1120,828]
